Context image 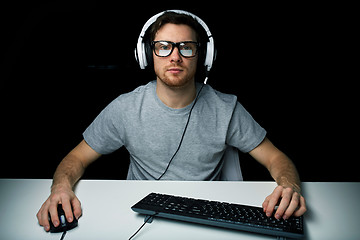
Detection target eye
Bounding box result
[179,42,198,57]
[156,42,171,50]
[180,42,197,51]
[160,45,170,50]
[154,41,173,57]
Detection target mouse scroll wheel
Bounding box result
[60,215,66,226]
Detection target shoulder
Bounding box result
[200,84,238,109]
[117,81,154,102]
[108,81,155,110]
[194,84,239,127]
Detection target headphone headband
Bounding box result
[135,10,216,73]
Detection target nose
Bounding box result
[170,47,183,63]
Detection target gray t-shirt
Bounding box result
[83,81,266,180]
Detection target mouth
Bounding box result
[167,68,184,74]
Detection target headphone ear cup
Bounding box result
[135,41,147,69]
[204,41,213,70]
[144,40,153,68]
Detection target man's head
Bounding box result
[148,12,205,88]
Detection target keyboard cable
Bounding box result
[128,215,156,240]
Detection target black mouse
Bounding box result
[49,204,78,233]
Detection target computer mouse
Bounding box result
[49,204,78,233]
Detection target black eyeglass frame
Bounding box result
[151,40,200,58]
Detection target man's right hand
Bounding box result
[36,185,82,232]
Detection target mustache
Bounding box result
[165,64,185,69]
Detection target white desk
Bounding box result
[0,179,359,240]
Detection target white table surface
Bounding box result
[0,179,359,240]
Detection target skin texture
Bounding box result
[153,23,199,109]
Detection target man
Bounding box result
[37,11,306,231]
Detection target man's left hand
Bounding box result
[262,185,307,220]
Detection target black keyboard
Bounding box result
[131,193,304,239]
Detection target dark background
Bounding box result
[2,1,358,181]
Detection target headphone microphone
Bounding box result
[134,10,216,83]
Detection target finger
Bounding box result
[71,197,82,220]
[293,195,307,217]
[37,202,51,231]
[266,186,283,217]
[262,196,270,213]
[41,210,50,231]
[49,202,60,227]
[36,203,46,225]
[275,188,293,219]
[62,200,74,223]
[283,192,300,219]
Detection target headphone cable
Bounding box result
[156,80,206,180]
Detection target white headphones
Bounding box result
[134,10,216,73]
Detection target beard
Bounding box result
[155,65,197,89]
[158,74,192,89]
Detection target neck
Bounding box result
[156,78,196,109]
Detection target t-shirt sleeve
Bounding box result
[226,102,267,153]
[83,99,125,155]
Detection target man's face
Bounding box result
[153,23,198,88]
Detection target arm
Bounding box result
[249,137,306,219]
[37,139,101,231]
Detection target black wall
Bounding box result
[3,2,357,181]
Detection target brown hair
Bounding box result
[148,11,204,43]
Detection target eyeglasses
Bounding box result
[152,41,199,58]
